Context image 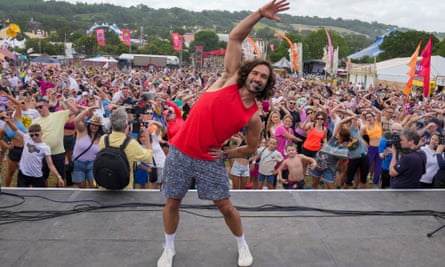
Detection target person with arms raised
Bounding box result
[157,1,290,266]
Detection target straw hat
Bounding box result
[88,116,103,126]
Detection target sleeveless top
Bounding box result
[365,124,383,139]
[303,127,325,151]
[72,133,100,161]
[5,119,27,139]
[172,84,258,160]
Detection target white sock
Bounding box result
[235,234,247,248]
[165,232,176,249]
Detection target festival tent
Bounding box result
[82,56,118,67]
[347,29,394,60]
[30,54,61,68]
[273,57,292,69]
[0,48,15,59]
[376,55,445,83]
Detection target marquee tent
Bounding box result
[376,55,445,83]
[273,57,292,69]
[82,56,118,67]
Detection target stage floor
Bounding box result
[1,188,444,267]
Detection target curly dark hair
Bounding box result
[237,59,276,101]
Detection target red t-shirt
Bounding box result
[172,84,258,160]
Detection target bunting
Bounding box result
[403,41,422,95]
[171,32,183,51]
[122,29,131,46]
[420,36,433,97]
[96,29,105,47]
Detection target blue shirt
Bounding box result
[348,126,368,159]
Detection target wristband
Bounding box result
[222,151,229,160]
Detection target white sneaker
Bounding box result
[238,244,253,266]
[157,247,176,267]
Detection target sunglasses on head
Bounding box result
[30,132,40,138]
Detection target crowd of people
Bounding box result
[1,57,445,190]
[1,1,444,265]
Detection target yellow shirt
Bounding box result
[34,110,69,154]
[99,131,152,189]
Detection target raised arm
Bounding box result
[224,0,290,76]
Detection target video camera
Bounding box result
[385,132,401,150]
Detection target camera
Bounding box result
[439,135,445,145]
[385,132,401,149]
[126,101,152,133]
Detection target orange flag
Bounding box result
[403,41,422,95]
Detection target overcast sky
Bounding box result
[56,0,444,33]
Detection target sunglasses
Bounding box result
[30,132,40,138]
[146,112,153,115]
[306,112,313,115]
[289,102,296,105]
[316,117,324,120]
[36,105,45,109]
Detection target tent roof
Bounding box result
[83,56,117,63]
[30,54,59,63]
[273,57,292,69]
[376,55,445,83]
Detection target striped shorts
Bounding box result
[161,145,231,201]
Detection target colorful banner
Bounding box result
[122,29,131,46]
[246,36,261,58]
[420,36,432,97]
[325,28,333,69]
[275,32,298,72]
[96,29,105,47]
[403,41,422,95]
[171,32,183,51]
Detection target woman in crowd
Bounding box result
[361,110,383,186]
[71,106,104,188]
[0,91,26,187]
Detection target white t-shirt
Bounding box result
[257,147,284,175]
[19,134,51,177]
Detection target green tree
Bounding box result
[378,30,439,61]
[138,36,175,55]
[189,30,220,52]
[437,38,445,57]
[303,29,349,60]
[73,35,97,56]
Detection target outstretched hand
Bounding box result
[260,0,291,22]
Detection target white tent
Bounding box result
[376,55,445,83]
[273,57,292,69]
[82,56,118,67]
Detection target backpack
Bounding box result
[93,135,131,190]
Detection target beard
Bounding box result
[246,81,264,94]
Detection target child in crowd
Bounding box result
[3,118,64,187]
[256,137,284,189]
[277,143,317,189]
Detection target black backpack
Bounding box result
[93,135,131,190]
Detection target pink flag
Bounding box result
[325,28,333,66]
[96,29,105,47]
[420,36,432,97]
[122,29,131,46]
[269,43,275,52]
[171,32,183,51]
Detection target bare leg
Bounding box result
[163,198,182,234]
[214,198,243,236]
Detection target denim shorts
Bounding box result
[230,160,250,177]
[72,160,95,183]
[258,173,276,185]
[161,145,230,201]
[310,168,335,183]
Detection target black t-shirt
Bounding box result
[391,151,426,188]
